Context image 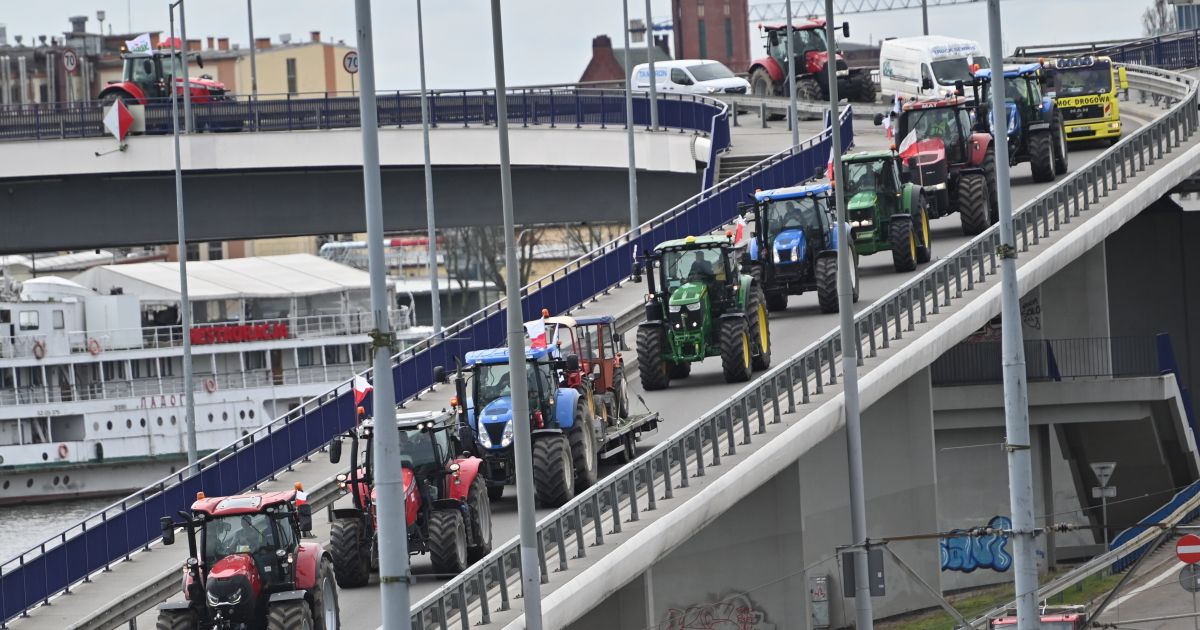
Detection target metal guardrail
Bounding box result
[930,336,1163,387]
[407,64,1199,629]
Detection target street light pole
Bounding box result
[169,3,197,472]
[921,0,930,35]
[247,0,258,101]
[489,1,543,628]
[824,3,873,629]
[353,0,410,627]
[985,0,1037,627]
[416,0,442,335]
[785,0,799,147]
[622,0,640,231]
[643,0,658,131]
[178,0,193,134]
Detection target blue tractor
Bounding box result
[739,183,860,313]
[974,63,1068,183]
[451,345,598,508]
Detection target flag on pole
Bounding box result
[733,216,746,245]
[897,128,919,161]
[124,33,152,53]
[352,375,373,405]
[885,93,902,139]
[294,483,308,507]
[825,145,835,180]
[525,318,548,350]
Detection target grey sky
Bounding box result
[3,0,1151,92]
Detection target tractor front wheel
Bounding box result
[982,146,999,223]
[636,326,670,391]
[849,72,877,103]
[267,600,315,630]
[428,510,469,575]
[569,402,598,489]
[532,434,575,507]
[719,318,753,383]
[668,361,691,379]
[815,256,839,313]
[329,517,371,588]
[1053,115,1069,175]
[155,609,198,630]
[467,475,493,562]
[312,556,340,630]
[889,218,918,273]
[747,286,771,371]
[1029,130,1056,183]
[915,202,933,264]
[957,173,991,236]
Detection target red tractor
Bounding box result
[748,21,876,104]
[98,37,229,106]
[326,408,492,587]
[154,486,340,630]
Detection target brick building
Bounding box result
[579,34,672,84]
[671,0,751,71]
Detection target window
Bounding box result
[246,351,266,370]
[185,243,200,261]
[0,310,10,324]
[670,68,691,85]
[298,347,316,367]
[724,18,734,60]
[52,310,64,330]
[18,311,38,331]
[286,58,298,95]
[698,20,707,59]
[207,242,223,261]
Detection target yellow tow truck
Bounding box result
[1041,55,1128,146]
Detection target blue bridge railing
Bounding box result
[0,87,851,624]
[1015,28,1200,71]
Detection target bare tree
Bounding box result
[1143,0,1178,36]
[443,226,544,296]
[562,222,623,256]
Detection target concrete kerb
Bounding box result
[503,124,1200,630]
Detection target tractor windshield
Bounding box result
[123,55,159,85]
[791,27,828,54]
[764,198,824,239]
[902,106,966,163]
[398,426,449,471]
[203,512,278,562]
[845,161,887,197]
[661,247,728,290]
[1052,61,1113,96]
[474,361,550,409]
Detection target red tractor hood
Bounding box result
[176,76,226,91]
[904,137,947,165]
[207,553,263,598]
[403,467,419,526]
[804,50,843,74]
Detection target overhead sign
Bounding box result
[1180,564,1200,593]
[1176,534,1200,565]
[342,50,359,74]
[1090,462,1117,487]
[102,99,133,142]
[62,48,79,73]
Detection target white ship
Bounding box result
[0,254,427,504]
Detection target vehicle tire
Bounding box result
[849,72,877,103]
[719,317,752,383]
[981,146,999,223]
[487,483,504,502]
[851,248,861,303]
[915,204,932,264]
[568,401,598,488]
[428,510,469,575]
[466,475,493,562]
[101,91,131,108]
[747,285,771,371]
[889,218,917,273]
[329,517,371,588]
[267,600,315,630]
[750,67,785,120]
[636,326,670,391]
[617,435,637,464]
[765,292,788,311]
[668,361,692,379]
[796,77,823,102]
[815,256,839,313]
[615,374,630,419]
[532,434,575,507]
[1052,115,1069,175]
[312,556,340,630]
[1029,130,1055,183]
[957,173,991,236]
[155,609,198,630]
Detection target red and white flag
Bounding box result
[294,484,308,507]
[825,145,835,180]
[525,318,548,350]
[733,217,746,245]
[897,128,919,161]
[352,375,372,405]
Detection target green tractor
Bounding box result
[633,234,771,389]
[840,150,933,272]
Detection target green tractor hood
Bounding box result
[847,191,878,213]
[669,282,707,306]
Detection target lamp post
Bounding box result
[416,0,442,335]
[247,0,258,102]
[622,0,640,231]
[643,0,658,131]
[489,0,543,627]
[352,0,411,627]
[168,1,197,472]
[785,0,799,147]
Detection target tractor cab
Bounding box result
[894,96,976,169]
[976,63,1049,141]
[647,235,742,322]
[120,50,180,100]
[465,346,563,442]
[531,313,629,422]
[764,21,833,73]
[747,184,834,279]
[976,62,1066,182]
[100,37,228,106]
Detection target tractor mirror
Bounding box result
[841,23,850,38]
[433,365,447,384]
[873,112,884,126]
[160,517,176,545]
[297,503,314,534]
[195,55,204,69]
[954,80,965,96]
[329,438,343,464]
[565,353,581,373]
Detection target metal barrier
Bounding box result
[930,336,1163,386]
[1017,27,1200,71]
[0,89,840,626]
[407,65,1198,629]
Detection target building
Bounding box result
[671,0,751,73]
[1171,0,1200,30]
[579,33,673,84]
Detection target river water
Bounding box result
[0,497,115,565]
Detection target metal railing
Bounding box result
[406,65,1198,629]
[1016,28,1200,71]
[930,336,1163,386]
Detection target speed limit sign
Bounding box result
[342,51,359,74]
[62,48,79,73]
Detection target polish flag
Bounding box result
[525,318,548,350]
[733,217,746,245]
[897,128,920,161]
[352,375,373,405]
[825,145,835,180]
[294,483,308,507]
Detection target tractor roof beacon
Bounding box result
[740,182,860,314]
[326,408,493,586]
[975,62,1069,184]
[839,150,933,272]
[156,487,340,630]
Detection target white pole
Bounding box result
[416,0,442,335]
[643,0,658,131]
[169,5,197,472]
[786,0,799,147]
[623,0,640,231]
[179,0,193,134]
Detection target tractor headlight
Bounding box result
[791,244,799,261]
[207,591,219,607]
[668,304,682,313]
[501,420,514,447]
[477,418,492,449]
[772,248,781,263]
[685,301,702,311]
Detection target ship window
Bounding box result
[52,310,64,330]
[106,420,113,431]
[246,351,266,370]
[350,344,367,362]
[18,311,38,331]
[126,419,132,429]
[249,410,255,419]
[0,310,9,324]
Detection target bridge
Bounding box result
[3,34,1200,630]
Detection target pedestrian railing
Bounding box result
[930,335,1164,386]
[407,64,1198,629]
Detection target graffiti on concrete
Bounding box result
[662,593,777,630]
[940,515,1013,573]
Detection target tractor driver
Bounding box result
[234,515,265,552]
[686,250,717,284]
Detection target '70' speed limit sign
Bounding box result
[342,51,359,75]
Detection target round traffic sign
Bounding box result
[342,50,359,74]
[1181,564,1200,593]
[62,48,79,73]
[1177,534,1200,564]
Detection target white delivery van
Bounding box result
[879,36,990,100]
[631,59,751,96]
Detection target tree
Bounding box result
[1143,0,1178,36]
[442,226,544,297]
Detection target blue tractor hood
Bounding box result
[988,100,1020,136]
[479,396,514,426]
[772,229,807,264]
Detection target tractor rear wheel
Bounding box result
[1052,116,1069,175]
[428,510,469,575]
[719,318,752,383]
[155,609,198,630]
[466,475,493,562]
[747,286,771,371]
[915,203,933,264]
[312,556,340,630]
[889,218,918,273]
[815,256,839,313]
[1029,130,1056,183]
[532,434,575,507]
[636,326,670,391]
[668,361,691,379]
[796,77,823,101]
[849,72,877,103]
[569,401,598,489]
[750,67,785,120]
[329,517,371,588]
[957,173,991,236]
[267,600,314,630]
[982,146,999,223]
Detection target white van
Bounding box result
[879,36,990,100]
[631,59,750,96]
